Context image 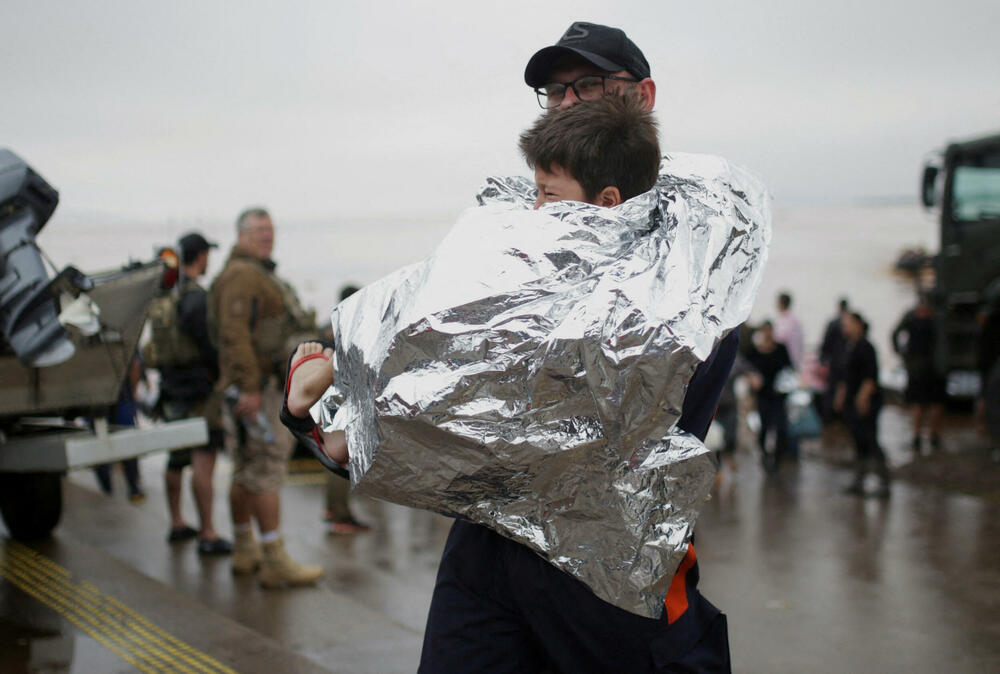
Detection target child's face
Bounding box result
[534,164,589,209]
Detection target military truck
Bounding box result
[921,132,1000,397]
[0,149,206,540]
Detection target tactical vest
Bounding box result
[253,274,316,358]
[141,278,203,369]
[207,259,316,361]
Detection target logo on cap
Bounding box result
[560,22,590,42]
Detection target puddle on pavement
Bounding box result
[0,616,74,673]
[0,574,128,673]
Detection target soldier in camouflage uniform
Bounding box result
[210,207,323,587]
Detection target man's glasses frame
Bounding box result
[534,74,641,109]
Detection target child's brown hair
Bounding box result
[519,93,660,203]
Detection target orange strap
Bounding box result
[664,544,697,624]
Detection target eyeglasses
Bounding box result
[534,74,641,109]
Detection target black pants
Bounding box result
[821,372,843,423]
[757,395,788,465]
[419,521,731,674]
[845,404,888,484]
[93,459,142,496]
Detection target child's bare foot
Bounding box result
[287,342,334,418]
[325,430,349,464]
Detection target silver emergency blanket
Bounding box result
[320,153,771,617]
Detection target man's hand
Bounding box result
[234,391,262,419]
[833,384,846,413]
[855,393,870,417]
[855,379,876,417]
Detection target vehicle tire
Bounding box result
[0,472,63,540]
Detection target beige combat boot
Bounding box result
[231,528,261,575]
[258,538,324,588]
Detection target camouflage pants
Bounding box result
[229,379,294,494]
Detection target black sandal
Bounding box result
[167,525,198,543]
[279,341,350,480]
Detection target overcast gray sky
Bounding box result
[2,0,998,224]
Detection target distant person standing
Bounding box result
[773,292,803,459]
[211,207,323,587]
[714,348,752,473]
[837,312,890,496]
[94,357,145,502]
[144,232,232,554]
[819,297,850,421]
[892,295,945,452]
[774,291,804,370]
[746,321,793,473]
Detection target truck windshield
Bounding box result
[952,152,1000,222]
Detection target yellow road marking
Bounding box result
[0,555,171,672]
[1,547,205,672]
[0,539,236,673]
[3,543,191,671]
[0,554,190,672]
[287,458,325,474]
[284,472,329,485]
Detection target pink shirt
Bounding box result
[774,311,804,369]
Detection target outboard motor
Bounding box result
[0,149,76,366]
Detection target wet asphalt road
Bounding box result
[1,406,998,673]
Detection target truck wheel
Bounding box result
[0,472,63,540]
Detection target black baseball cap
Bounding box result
[178,232,217,264]
[524,22,651,87]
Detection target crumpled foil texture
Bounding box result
[320,153,771,617]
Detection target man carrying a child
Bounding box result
[288,22,739,673]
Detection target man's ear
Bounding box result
[596,186,622,207]
[638,77,656,111]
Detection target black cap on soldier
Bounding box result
[178,232,218,265]
[524,22,651,87]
